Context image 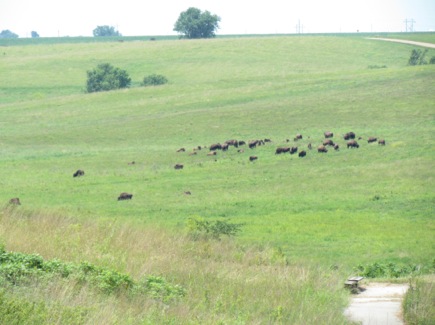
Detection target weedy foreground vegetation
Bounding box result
[0,33,434,324]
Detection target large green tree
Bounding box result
[173,7,220,39]
[92,25,121,37]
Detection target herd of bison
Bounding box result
[7,131,385,205]
[174,131,386,168]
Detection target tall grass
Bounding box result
[0,206,350,324]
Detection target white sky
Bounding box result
[1,0,434,38]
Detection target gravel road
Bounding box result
[367,38,435,49]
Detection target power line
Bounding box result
[295,20,304,34]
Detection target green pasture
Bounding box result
[1,35,434,270]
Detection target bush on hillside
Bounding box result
[187,217,244,240]
[86,63,131,93]
[430,56,435,64]
[408,49,428,66]
[142,74,168,86]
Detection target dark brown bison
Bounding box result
[9,197,21,205]
[176,148,185,152]
[298,150,307,157]
[347,140,359,148]
[323,139,335,146]
[378,139,386,145]
[118,192,133,201]
[174,164,184,169]
[184,191,191,195]
[238,140,246,146]
[264,138,272,143]
[225,139,239,148]
[221,143,229,151]
[343,132,356,140]
[367,137,377,143]
[248,140,259,149]
[294,134,303,141]
[73,169,84,177]
[290,146,298,154]
[249,156,258,161]
[324,131,334,138]
[209,143,222,151]
[334,144,340,151]
[275,147,290,154]
[317,145,328,153]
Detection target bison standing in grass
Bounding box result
[347,140,359,148]
[323,139,334,146]
[9,198,21,205]
[298,150,307,157]
[367,137,377,143]
[73,169,85,177]
[324,131,334,138]
[174,164,184,169]
[317,145,328,153]
[275,147,290,154]
[249,156,258,162]
[118,192,133,201]
[209,143,222,151]
[343,132,356,140]
[378,139,386,145]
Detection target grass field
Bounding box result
[0,33,434,324]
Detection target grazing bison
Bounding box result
[225,139,239,148]
[248,140,259,149]
[294,134,303,141]
[378,139,386,145]
[264,138,272,143]
[207,151,217,156]
[9,197,21,205]
[184,191,191,195]
[334,144,340,151]
[238,140,246,146]
[249,156,258,162]
[73,169,84,177]
[347,140,359,148]
[118,192,133,201]
[323,139,335,146]
[176,148,185,152]
[275,147,290,154]
[324,131,334,138]
[209,143,222,151]
[174,164,184,169]
[343,132,356,140]
[367,137,377,143]
[290,146,298,154]
[298,150,307,157]
[221,143,229,151]
[317,145,328,153]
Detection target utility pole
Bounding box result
[404,19,416,32]
[295,20,303,34]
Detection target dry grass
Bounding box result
[0,206,351,324]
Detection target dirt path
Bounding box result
[344,282,409,325]
[367,37,435,49]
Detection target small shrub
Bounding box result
[187,217,244,240]
[429,56,435,64]
[86,63,131,93]
[355,262,422,278]
[408,49,428,66]
[142,74,168,86]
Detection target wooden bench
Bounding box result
[344,276,364,289]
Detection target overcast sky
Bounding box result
[1,0,434,38]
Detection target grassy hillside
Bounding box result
[0,34,434,323]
